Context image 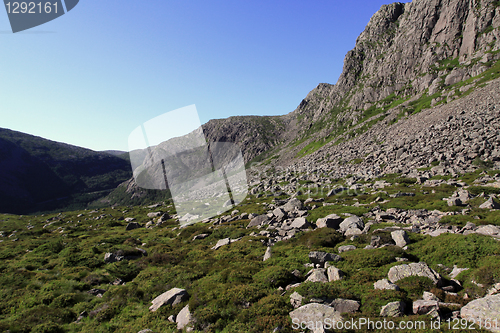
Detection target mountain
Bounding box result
[102,150,128,158]
[3,1,500,331]
[105,0,500,206]
[0,128,132,214]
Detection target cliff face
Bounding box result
[296,0,500,122]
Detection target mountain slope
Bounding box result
[0,128,132,214]
[105,0,500,206]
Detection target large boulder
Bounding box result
[290,291,303,309]
[126,222,141,231]
[309,251,343,266]
[391,230,410,247]
[461,294,500,332]
[289,303,342,332]
[479,197,500,210]
[306,269,328,283]
[388,262,442,286]
[475,225,500,237]
[289,217,311,230]
[284,198,304,212]
[273,207,286,220]
[149,288,189,312]
[412,300,439,317]
[247,215,269,228]
[327,266,344,282]
[380,301,405,317]
[316,214,343,229]
[339,216,364,233]
[374,279,399,291]
[338,245,356,253]
[329,299,360,314]
[176,305,194,331]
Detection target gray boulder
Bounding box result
[475,225,500,236]
[289,303,342,331]
[388,262,442,286]
[176,305,194,331]
[290,291,303,309]
[273,208,286,220]
[329,299,360,314]
[247,215,269,228]
[412,300,439,317]
[306,269,328,283]
[374,279,399,291]
[338,245,356,253]
[149,288,189,312]
[380,301,405,317]
[290,217,312,230]
[339,216,364,233]
[316,214,343,229]
[479,197,500,209]
[126,222,141,231]
[283,198,304,212]
[461,294,500,332]
[327,266,344,282]
[263,246,272,261]
[391,230,410,247]
[309,251,343,266]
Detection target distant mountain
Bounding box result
[0,128,132,214]
[103,150,128,158]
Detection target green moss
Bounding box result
[408,233,500,268]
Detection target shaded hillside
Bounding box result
[0,128,132,214]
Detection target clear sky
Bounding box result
[0,0,411,152]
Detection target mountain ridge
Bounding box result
[0,127,132,214]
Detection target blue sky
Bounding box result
[0,0,410,152]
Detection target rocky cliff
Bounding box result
[295,0,500,131]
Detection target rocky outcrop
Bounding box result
[294,0,500,122]
[149,288,189,312]
[388,262,443,286]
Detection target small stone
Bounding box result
[263,246,272,261]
